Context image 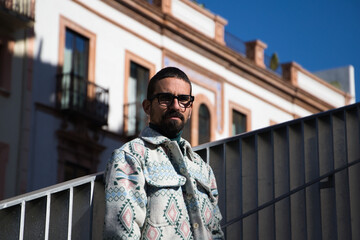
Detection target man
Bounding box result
[103,67,224,239]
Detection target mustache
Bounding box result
[163,110,184,121]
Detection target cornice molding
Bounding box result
[82,0,341,113]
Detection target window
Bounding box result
[229,101,251,136]
[0,37,13,95]
[232,109,247,135]
[123,51,155,137]
[60,29,89,110]
[126,61,149,136]
[63,29,89,78]
[198,104,210,144]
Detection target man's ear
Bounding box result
[142,99,151,115]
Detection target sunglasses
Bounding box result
[149,93,195,108]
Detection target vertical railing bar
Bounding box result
[270,129,276,240]
[206,146,210,164]
[271,128,276,240]
[239,138,243,240]
[255,134,259,240]
[19,201,25,240]
[44,193,51,240]
[315,116,323,240]
[223,142,227,239]
[89,180,95,240]
[343,109,353,240]
[329,113,338,240]
[328,113,336,240]
[90,179,94,205]
[67,187,74,240]
[286,124,293,240]
[301,120,309,240]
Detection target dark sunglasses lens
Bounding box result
[158,93,173,104]
[178,95,191,102]
[157,93,193,107]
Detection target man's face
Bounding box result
[143,77,193,138]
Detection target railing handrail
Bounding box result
[194,102,359,151]
[0,172,104,209]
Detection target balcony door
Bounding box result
[127,61,149,136]
[61,29,89,110]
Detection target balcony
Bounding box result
[0,0,35,30]
[0,102,359,239]
[56,72,109,127]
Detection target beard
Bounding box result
[158,110,186,138]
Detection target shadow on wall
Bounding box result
[0,33,119,200]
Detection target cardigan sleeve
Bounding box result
[208,166,225,240]
[103,149,147,239]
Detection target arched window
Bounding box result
[198,104,210,144]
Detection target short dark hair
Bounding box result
[147,67,192,99]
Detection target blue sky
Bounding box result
[200,0,360,102]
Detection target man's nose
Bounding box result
[169,98,182,110]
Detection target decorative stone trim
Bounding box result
[214,15,227,45]
[281,62,302,86]
[245,40,267,69]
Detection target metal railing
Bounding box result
[0,0,35,21]
[264,52,283,76]
[56,72,109,127]
[0,173,105,240]
[0,102,359,239]
[224,31,247,57]
[193,102,360,239]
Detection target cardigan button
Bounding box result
[193,223,199,229]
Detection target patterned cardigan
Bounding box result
[103,127,224,240]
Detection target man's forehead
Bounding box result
[154,77,191,90]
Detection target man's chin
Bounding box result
[162,120,184,137]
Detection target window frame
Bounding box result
[123,50,155,135]
[58,16,96,94]
[191,94,216,146]
[228,101,251,136]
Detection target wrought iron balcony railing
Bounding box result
[0,0,35,22]
[56,72,109,127]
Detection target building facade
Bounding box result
[0,0,355,199]
[0,0,35,199]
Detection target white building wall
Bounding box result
[297,71,347,108]
[172,0,215,38]
[24,0,352,194]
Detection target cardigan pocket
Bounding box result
[144,169,187,227]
